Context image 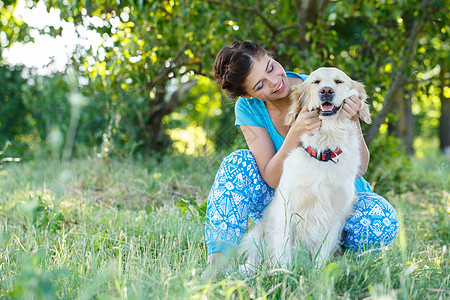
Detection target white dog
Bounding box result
[240,67,372,268]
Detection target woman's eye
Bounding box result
[313,80,321,84]
[268,64,274,72]
[257,83,263,90]
[335,79,343,84]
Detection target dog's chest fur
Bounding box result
[269,117,361,253]
[280,117,361,189]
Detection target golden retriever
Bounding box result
[240,67,371,269]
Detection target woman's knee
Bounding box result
[205,149,272,255]
[372,195,399,246]
[205,150,256,253]
[344,192,399,251]
[221,149,255,166]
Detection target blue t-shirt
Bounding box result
[235,72,308,152]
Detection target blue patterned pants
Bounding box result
[205,150,399,255]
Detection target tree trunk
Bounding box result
[292,0,330,49]
[147,84,167,149]
[401,88,415,154]
[387,87,404,137]
[145,80,198,150]
[366,0,429,143]
[439,65,450,154]
[388,86,414,154]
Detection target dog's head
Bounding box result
[286,67,371,126]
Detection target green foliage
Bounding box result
[0,0,447,156]
[366,135,414,194]
[5,249,62,299]
[0,1,30,53]
[30,196,65,233]
[175,196,208,224]
[0,65,33,155]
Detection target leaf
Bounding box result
[321,262,339,285]
[175,197,210,226]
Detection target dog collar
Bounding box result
[302,146,342,163]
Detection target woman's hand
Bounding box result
[341,95,370,176]
[292,97,321,136]
[341,95,362,121]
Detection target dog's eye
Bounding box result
[335,80,344,84]
[313,80,321,84]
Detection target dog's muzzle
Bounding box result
[318,87,340,116]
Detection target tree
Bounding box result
[0,65,30,154]
[41,0,339,151]
[364,0,431,146]
[45,0,248,150]
[1,0,447,156]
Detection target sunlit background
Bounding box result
[0,0,448,164]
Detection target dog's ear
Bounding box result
[352,80,371,124]
[285,83,308,126]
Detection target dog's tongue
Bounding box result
[321,104,334,112]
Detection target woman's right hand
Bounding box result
[291,97,321,136]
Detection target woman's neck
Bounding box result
[265,96,291,115]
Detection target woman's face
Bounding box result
[243,54,290,101]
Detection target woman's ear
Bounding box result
[352,80,371,124]
[285,83,308,126]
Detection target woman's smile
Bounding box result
[273,79,284,94]
[243,55,290,101]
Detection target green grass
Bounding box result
[0,152,448,299]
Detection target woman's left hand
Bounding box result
[341,95,361,121]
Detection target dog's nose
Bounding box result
[320,87,335,96]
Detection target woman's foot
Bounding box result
[201,252,228,280]
[207,252,226,265]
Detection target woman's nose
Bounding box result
[267,75,277,86]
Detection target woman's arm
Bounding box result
[341,95,370,177]
[354,119,370,177]
[240,126,298,189]
[240,101,321,189]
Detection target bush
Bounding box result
[366,134,414,194]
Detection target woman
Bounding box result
[205,40,398,264]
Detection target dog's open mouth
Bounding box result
[318,102,341,116]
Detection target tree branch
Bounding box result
[147,43,189,90]
[366,0,430,143]
[206,0,277,36]
[277,25,298,32]
[148,79,199,128]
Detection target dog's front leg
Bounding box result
[263,201,293,268]
[314,226,343,267]
[269,227,292,268]
[267,210,294,268]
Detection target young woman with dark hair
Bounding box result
[205,40,398,265]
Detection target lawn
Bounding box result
[0,151,448,299]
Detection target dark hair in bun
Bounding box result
[213,40,267,100]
